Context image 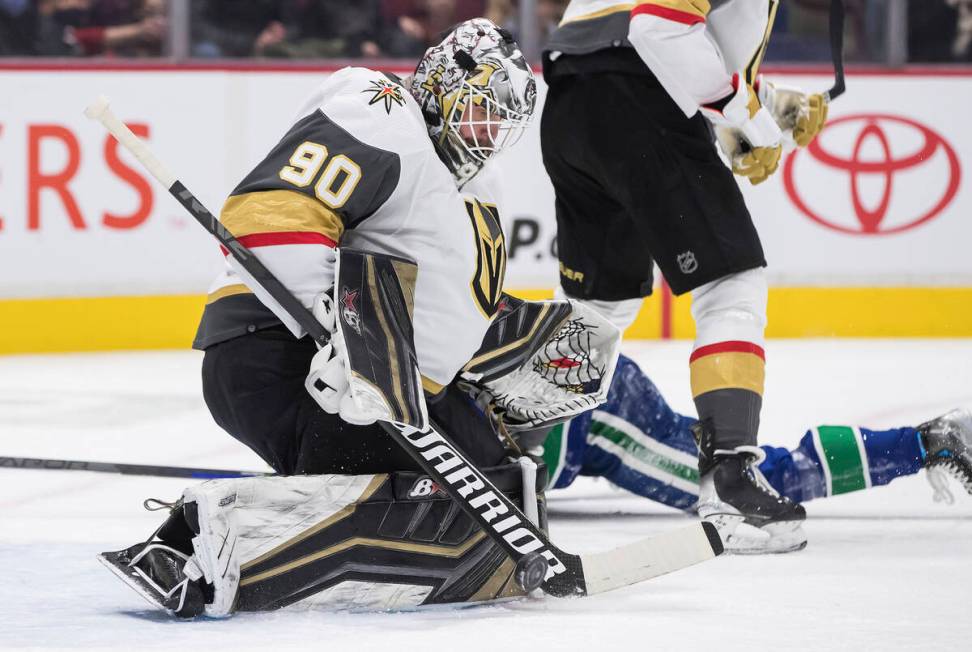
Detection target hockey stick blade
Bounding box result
[0,455,267,479]
[581,521,722,595]
[84,98,724,600]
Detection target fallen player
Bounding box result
[533,352,972,552]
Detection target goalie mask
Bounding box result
[408,18,537,188]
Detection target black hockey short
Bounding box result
[540,51,766,299]
[201,326,506,475]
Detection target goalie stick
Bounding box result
[0,455,266,479]
[84,96,723,598]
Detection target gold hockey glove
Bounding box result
[758,77,829,148]
[715,125,783,186]
[793,92,828,147]
[733,145,782,186]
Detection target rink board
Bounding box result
[0,65,970,351]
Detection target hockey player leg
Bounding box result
[690,268,806,554]
[743,410,972,507]
[579,354,702,510]
[770,424,923,502]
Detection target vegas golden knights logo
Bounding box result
[465,198,506,318]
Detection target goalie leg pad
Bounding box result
[101,462,548,616]
[233,463,547,612]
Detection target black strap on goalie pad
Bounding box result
[462,294,573,383]
[335,248,426,429]
[235,462,547,611]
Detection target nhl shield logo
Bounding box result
[677,251,698,274]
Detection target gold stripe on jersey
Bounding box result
[744,0,780,86]
[220,189,345,242]
[633,0,711,20]
[560,2,633,25]
[205,283,252,305]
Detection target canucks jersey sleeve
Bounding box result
[627,0,779,117]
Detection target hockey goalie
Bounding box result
[98,20,625,617]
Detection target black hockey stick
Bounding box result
[825,0,846,101]
[84,96,722,598]
[0,455,267,479]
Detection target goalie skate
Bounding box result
[98,541,206,618]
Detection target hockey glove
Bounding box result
[305,290,378,426]
[703,72,783,186]
[714,125,782,186]
[758,76,829,148]
[459,299,621,432]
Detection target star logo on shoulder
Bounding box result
[362,78,406,114]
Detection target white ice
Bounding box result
[1,340,970,651]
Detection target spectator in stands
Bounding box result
[379,0,484,57]
[949,0,972,60]
[772,0,870,61]
[263,0,384,59]
[537,0,567,41]
[909,0,965,62]
[0,0,39,55]
[191,0,283,58]
[29,0,165,57]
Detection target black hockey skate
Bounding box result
[98,501,208,618]
[920,408,972,502]
[694,425,807,554]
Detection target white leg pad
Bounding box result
[181,474,381,616]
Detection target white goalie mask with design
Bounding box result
[408,18,537,188]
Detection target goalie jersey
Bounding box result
[193,67,507,394]
[546,0,780,118]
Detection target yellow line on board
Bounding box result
[2,288,971,354]
[506,287,972,339]
[0,294,206,354]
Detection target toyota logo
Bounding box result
[783,114,961,236]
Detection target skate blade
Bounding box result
[98,550,176,614]
[703,514,807,555]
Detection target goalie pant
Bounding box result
[540,355,925,508]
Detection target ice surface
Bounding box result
[1,340,970,650]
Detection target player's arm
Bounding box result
[626,1,737,119]
[627,0,778,124]
[219,108,400,338]
[628,1,785,183]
